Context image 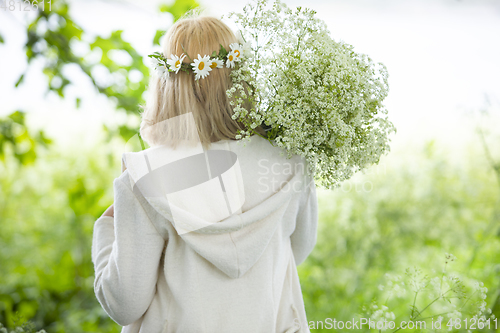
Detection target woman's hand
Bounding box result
[103,204,114,217]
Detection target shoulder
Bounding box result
[228,136,304,162]
[239,136,307,172]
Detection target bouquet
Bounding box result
[224,0,396,189]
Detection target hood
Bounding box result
[122,143,304,279]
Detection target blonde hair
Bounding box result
[140,13,263,149]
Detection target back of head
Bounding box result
[140,13,257,149]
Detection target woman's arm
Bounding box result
[99,158,127,218]
[91,172,166,326]
[290,174,318,265]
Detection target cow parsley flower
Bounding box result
[225,0,396,189]
[238,39,253,58]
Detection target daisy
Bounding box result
[166,53,186,74]
[209,58,224,69]
[154,62,168,78]
[226,51,237,68]
[229,43,243,62]
[191,54,212,80]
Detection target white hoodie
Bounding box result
[91,135,318,333]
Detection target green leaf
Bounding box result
[36,130,52,146]
[118,125,139,142]
[159,0,200,22]
[15,74,25,88]
[148,52,163,60]
[219,44,228,57]
[153,30,165,45]
[8,110,25,125]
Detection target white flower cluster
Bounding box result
[225,0,396,189]
[382,272,407,299]
[0,322,46,333]
[361,302,396,331]
[361,254,494,331]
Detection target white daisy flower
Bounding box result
[154,63,168,78]
[191,54,212,80]
[166,53,186,74]
[150,57,159,68]
[226,51,237,68]
[229,43,243,62]
[209,58,224,69]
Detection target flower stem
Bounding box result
[415,288,453,320]
[180,44,193,63]
[459,290,477,311]
[411,291,419,320]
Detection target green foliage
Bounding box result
[2,0,499,331]
[0,317,46,332]
[0,143,120,332]
[88,30,149,113]
[159,0,200,22]
[24,2,83,97]
[0,1,198,329]
[23,1,149,114]
[1,134,499,332]
[361,257,492,332]
[0,111,51,165]
[152,30,165,46]
[155,0,200,45]
[298,141,500,332]
[0,0,198,164]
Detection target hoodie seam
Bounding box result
[150,201,248,235]
[228,232,240,277]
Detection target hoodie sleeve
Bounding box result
[91,175,166,327]
[290,173,318,266]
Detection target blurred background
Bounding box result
[1,0,499,331]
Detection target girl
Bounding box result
[92,13,318,333]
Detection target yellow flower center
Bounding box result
[198,62,204,70]
[175,60,180,68]
[210,62,217,69]
[235,50,240,57]
[229,55,233,61]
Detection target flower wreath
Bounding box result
[148,42,247,80]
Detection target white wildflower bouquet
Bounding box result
[224,0,396,189]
